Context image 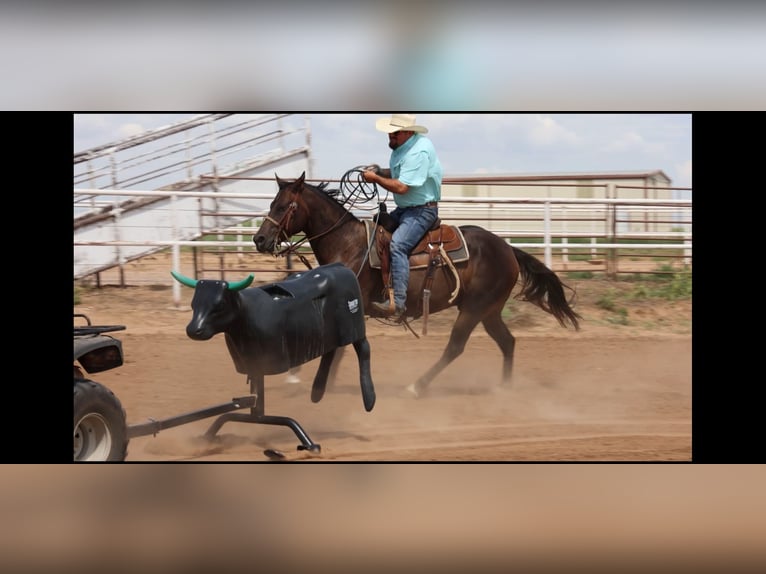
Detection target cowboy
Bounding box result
[363,114,443,320]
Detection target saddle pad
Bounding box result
[363,219,469,270]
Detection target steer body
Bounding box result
[175,262,375,413]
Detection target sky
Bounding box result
[73,113,692,190]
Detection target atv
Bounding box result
[73,313,129,461]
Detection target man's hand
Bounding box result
[363,167,407,194]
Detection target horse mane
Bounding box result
[302,180,363,222]
[315,181,342,201]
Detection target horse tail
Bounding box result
[511,246,582,330]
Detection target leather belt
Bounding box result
[413,201,438,208]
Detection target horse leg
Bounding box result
[353,338,376,412]
[407,310,482,398]
[482,311,516,384]
[311,349,338,403]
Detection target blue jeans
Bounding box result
[388,205,439,309]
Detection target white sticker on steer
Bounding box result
[347,299,359,313]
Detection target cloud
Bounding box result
[116,123,148,139]
[525,115,581,147]
[603,131,664,154]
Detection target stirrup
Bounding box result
[372,301,405,320]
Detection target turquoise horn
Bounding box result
[170,270,198,288]
[227,274,255,291]
[171,270,253,291]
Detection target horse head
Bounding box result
[253,171,310,254]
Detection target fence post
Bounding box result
[606,184,617,279]
[543,201,552,269]
[171,194,182,308]
[111,206,126,288]
[561,205,569,268]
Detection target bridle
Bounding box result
[263,170,383,273]
[265,187,356,270]
[262,198,298,253]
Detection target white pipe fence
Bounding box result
[75,186,691,305]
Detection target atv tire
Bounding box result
[74,379,128,461]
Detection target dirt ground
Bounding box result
[74,254,691,461]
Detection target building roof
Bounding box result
[445,169,671,184]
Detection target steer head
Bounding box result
[170,271,254,340]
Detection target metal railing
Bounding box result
[74,114,311,218]
[74,185,692,291]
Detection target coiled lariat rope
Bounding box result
[336,167,390,281]
[338,165,389,209]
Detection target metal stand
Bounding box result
[126,373,321,454]
[203,373,321,453]
[127,396,256,439]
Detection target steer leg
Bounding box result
[353,338,376,412]
[326,346,345,389]
[311,349,338,403]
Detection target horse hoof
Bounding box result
[405,384,420,398]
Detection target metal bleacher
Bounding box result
[74,113,312,281]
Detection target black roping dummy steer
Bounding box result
[171,262,375,453]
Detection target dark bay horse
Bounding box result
[253,172,581,397]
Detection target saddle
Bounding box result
[364,218,469,329]
[365,219,469,270]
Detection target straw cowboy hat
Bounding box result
[375,113,429,134]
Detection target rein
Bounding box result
[263,200,317,269]
[272,169,383,273]
[262,199,309,262]
[280,208,355,270]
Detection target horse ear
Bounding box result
[297,171,305,183]
[275,173,285,188]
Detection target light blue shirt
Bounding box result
[389,133,443,208]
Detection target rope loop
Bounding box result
[338,166,389,211]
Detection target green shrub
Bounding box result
[606,307,629,325]
[628,270,691,300]
[566,271,595,280]
[596,289,620,311]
